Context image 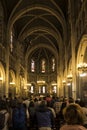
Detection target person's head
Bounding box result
[63,103,84,125]
[68,97,74,103]
[79,100,85,107]
[39,100,47,107]
[29,101,35,107]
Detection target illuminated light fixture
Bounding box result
[26,83,31,86]
[0,77,3,81]
[62,80,66,83]
[67,74,72,79]
[79,73,87,77]
[51,83,57,86]
[24,86,27,89]
[77,62,87,71]
[37,80,45,84]
[67,82,71,86]
[9,82,15,85]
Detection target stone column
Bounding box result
[25,58,28,86]
[5,33,10,97]
[69,0,77,100]
[16,43,22,97]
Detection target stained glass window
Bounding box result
[31,59,35,72]
[41,59,46,73]
[52,58,55,72]
[10,31,13,52]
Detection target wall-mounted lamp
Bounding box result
[9,82,15,85]
[24,86,27,90]
[51,83,57,86]
[77,62,87,72]
[67,82,71,86]
[26,83,31,86]
[62,80,66,84]
[37,80,45,84]
[67,74,72,82]
[79,72,87,77]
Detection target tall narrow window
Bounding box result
[39,87,41,93]
[43,86,45,93]
[31,85,34,93]
[52,58,55,72]
[31,59,35,72]
[41,59,46,73]
[10,31,13,52]
[53,86,56,93]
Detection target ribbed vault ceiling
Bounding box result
[1,0,68,61]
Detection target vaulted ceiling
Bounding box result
[1,0,69,62]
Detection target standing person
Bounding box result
[60,103,87,130]
[28,100,36,129]
[0,100,9,130]
[77,100,87,128]
[35,100,55,130]
[12,99,27,130]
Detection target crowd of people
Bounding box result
[0,95,87,130]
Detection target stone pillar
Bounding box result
[5,34,10,97]
[16,58,20,96]
[69,0,77,100]
[15,43,22,97]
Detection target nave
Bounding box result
[0,0,87,106]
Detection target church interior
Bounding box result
[0,0,87,101]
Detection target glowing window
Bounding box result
[31,59,35,72]
[10,31,13,52]
[53,86,56,93]
[52,58,55,72]
[43,86,45,93]
[41,59,46,73]
[39,87,41,93]
[31,86,34,93]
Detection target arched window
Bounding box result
[42,86,46,93]
[41,59,46,73]
[52,58,55,72]
[10,31,13,52]
[53,86,56,93]
[30,85,34,93]
[39,86,46,93]
[31,59,35,72]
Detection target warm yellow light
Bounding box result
[62,80,66,83]
[0,77,3,81]
[77,62,87,71]
[67,83,71,86]
[37,80,45,84]
[26,83,31,86]
[10,82,15,85]
[79,73,87,77]
[24,86,27,89]
[51,83,57,86]
[67,74,72,79]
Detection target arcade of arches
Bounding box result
[0,0,87,102]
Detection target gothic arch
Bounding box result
[77,34,87,65]
[0,62,5,97]
[0,62,5,82]
[9,70,15,83]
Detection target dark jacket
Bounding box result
[35,105,55,128]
